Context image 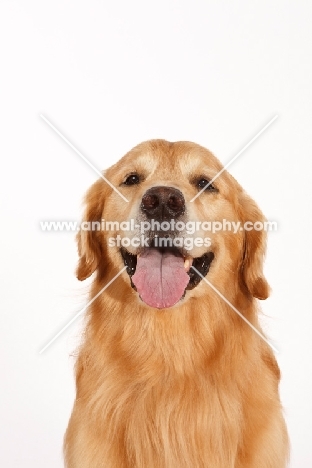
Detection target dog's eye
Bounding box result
[197,178,217,192]
[124,174,140,185]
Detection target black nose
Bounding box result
[141,186,185,220]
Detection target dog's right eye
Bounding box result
[196,178,217,192]
[124,174,140,185]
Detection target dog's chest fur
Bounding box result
[78,309,247,467]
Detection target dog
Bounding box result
[64,140,289,467]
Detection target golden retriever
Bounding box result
[64,140,289,467]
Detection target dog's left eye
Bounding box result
[124,174,140,185]
[197,178,217,191]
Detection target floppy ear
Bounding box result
[76,179,105,281]
[239,192,270,300]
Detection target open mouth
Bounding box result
[121,246,214,309]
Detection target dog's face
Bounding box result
[77,140,269,308]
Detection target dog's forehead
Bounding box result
[115,140,223,177]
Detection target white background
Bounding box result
[0,1,311,466]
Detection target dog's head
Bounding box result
[76,140,269,308]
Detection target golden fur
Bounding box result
[64,140,289,467]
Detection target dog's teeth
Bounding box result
[184,258,192,271]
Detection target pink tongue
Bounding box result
[132,248,190,308]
